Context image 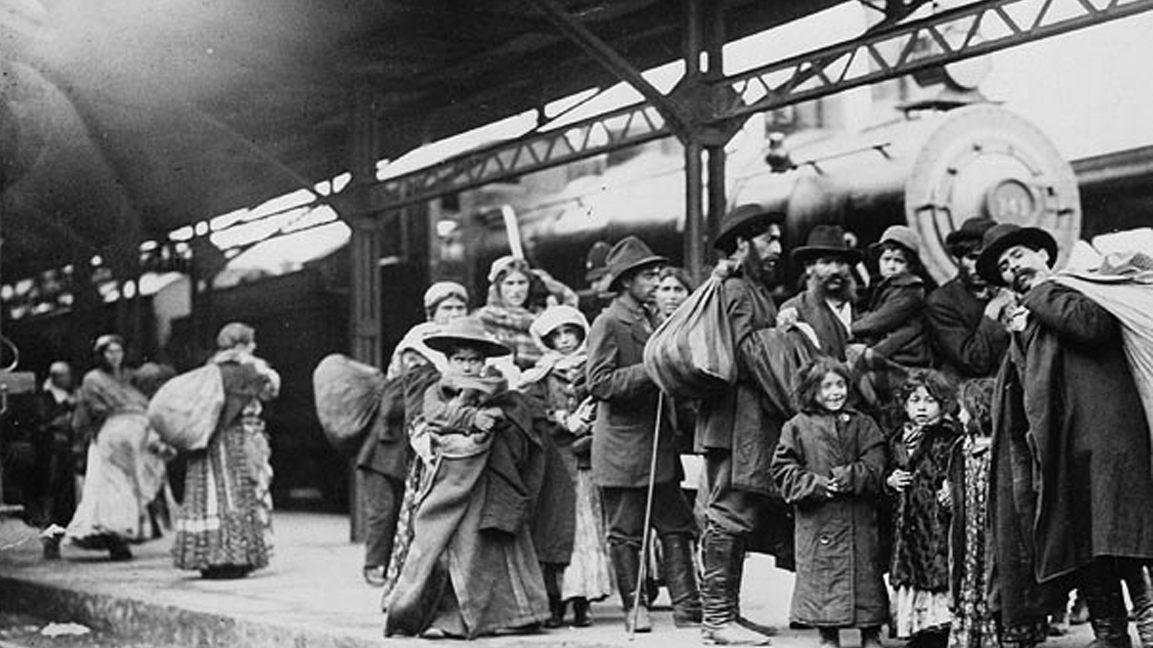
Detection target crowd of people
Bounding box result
[2,206,1150,648]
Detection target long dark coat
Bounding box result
[998,282,1153,584]
[695,274,780,493]
[925,277,1009,379]
[781,289,852,361]
[587,293,679,488]
[886,418,959,591]
[771,409,889,627]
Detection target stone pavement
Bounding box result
[0,512,1095,648]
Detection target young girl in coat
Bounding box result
[943,378,998,648]
[771,357,888,648]
[886,369,961,648]
[522,305,613,628]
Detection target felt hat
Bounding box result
[584,241,612,283]
[944,216,997,250]
[975,223,1058,286]
[604,236,666,292]
[423,316,511,358]
[869,225,920,257]
[714,204,785,252]
[790,224,862,267]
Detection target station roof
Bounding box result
[0,0,844,282]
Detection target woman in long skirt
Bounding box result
[67,335,167,561]
[172,322,279,579]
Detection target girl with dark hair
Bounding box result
[945,378,998,648]
[655,266,694,321]
[66,335,168,560]
[886,368,961,648]
[771,357,889,648]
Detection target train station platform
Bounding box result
[0,511,1094,648]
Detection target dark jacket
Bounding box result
[852,273,932,368]
[771,409,889,627]
[356,363,439,480]
[587,292,678,488]
[782,290,852,361]
[925,276,1008,378]
[998,282,1153,583]
[695,274,781,492]
[886,418,959,591]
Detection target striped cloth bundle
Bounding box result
[643,276,737,400]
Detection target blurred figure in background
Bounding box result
[34,361,77,558]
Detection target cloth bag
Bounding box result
[643,276,737,400]
[147,364,224,451]
[1057,251,1153,473]
[312,354,386,456]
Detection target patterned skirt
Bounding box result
[172,420,272,572]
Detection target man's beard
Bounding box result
[807,264,857,303]
[742,245,783,290]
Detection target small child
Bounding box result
[522,306,612,628]
[886,369,961,648]
[852,226,933,412]
[944,378,998,648]
[771,357,888,648]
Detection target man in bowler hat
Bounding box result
[978,223,1153,648]
[586,236,701,633]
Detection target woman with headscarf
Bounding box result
[172,322,280,579]
[474,256,578,378]
[66,334,168,560]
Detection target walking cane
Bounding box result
[629,391,664,640]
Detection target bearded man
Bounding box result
[925,217,1012,379]
[696,204,785,646]
[779,225,862,360]
[978,223,1153,648]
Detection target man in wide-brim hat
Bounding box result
[587,234,700,634]
[780,224,863,361]
[696,203,786,645]
[978,222,1153,645]
[925,216,1010,379]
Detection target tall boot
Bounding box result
[1122,565,1153,648]
[729,531,777,637]
[1081,564,1134,648]
[700,529,769,645]
[662,533,702,627]
[609,542,651,633]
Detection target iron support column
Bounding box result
[345,91,382,542]
[704,1,727,263]
[683,0,706,281]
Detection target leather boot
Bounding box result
[1081,564,1134,648]
[1122,565,1153,648]
[729,533,777,637]
[819,627,841,648]
[545,595,566,628]
[609,542,652,633]
[700,530,769,645]
[662,533,702,627]
[572,597,592,628]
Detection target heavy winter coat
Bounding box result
[999,281,1153,583]
[587,293,678,488]
[771,409,889,627]
[694,274,780,493]
[852,273,932,368]
[781,290,852,361]
[925,277,1009,379]
[886,418,959,591]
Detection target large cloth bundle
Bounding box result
[312,354,387,456]
[1058,251,1153,473]
[643,276,737,400]
[147,364,224,451]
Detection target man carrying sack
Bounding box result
[697,204,787,646]
[587,235,701,634]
